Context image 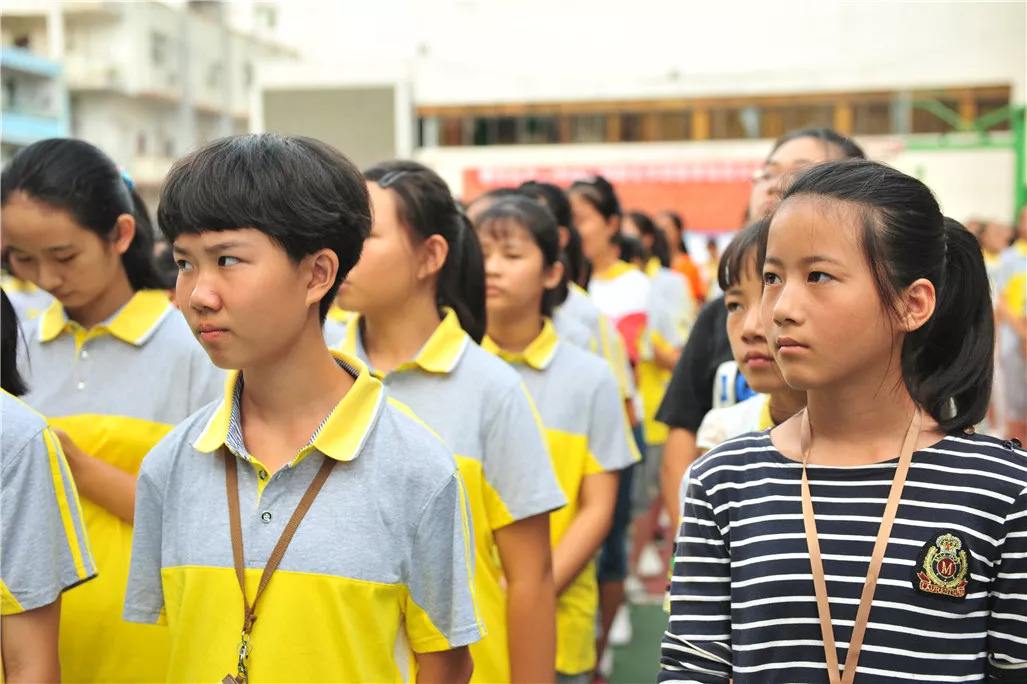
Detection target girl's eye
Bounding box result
[10,253,34,264]
[218,256,240,267]
[56,253,78,264]
[725,301,742,313]
[808,271,833,283]
[175,259,193,272]
[762,271,781,285]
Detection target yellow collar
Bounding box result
[482,319,559,371]
[192,349,385,462]
[1,275,40,293]
[757,395,774,431]
[592,260,637,282]
[1015,239,1027,256]
[326,305,356,325]
[644,257,662,277]
[339,308,469,375]
[39,290,172,346]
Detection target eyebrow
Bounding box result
[763,254,845,268]
[172,240,248,257]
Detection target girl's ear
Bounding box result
[304,248,340,310]
[898,277,936,333]
[417,234,449,281]
[111,214,136,255]
[557,226,571,250]
[542,259,565,290]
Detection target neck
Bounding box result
[803,349,926,465]
[487,308,543,353]
[591,248,620,275]
[66,269,135,329]
[361,292,441,374]
[240,318,352,434]
[768,386,806,426]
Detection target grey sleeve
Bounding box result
[1,428,96,614]
[585,368,641,475]
[123,447,168,624]
[404,473,483,652]
[482,383,567,529]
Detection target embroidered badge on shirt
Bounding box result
[912,532,970,600]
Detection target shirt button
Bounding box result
[260,511,272,524]
[76,381,86,390]
[258,469,268,480]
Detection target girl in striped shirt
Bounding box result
[660,160,1027,683]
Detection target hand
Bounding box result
[53,429,86,466]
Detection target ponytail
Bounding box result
[1,138,163,291]
[902,218,994,431]
[364,160,486,342]
[781,160,993,432]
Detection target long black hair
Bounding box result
[518,180,587,287]
[627,211,671,267]
[1,138,163,291]
[475,196,566,317]
[1,291,28,396]
[776,160,992,432]
[364,160,486,343]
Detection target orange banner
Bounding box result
[462,160,761,233]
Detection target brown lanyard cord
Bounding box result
[221,448,336,684]
[799,408,921,684]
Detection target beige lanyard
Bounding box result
[799,408,921,684]
[220,448,336,684]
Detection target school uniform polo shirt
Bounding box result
[695,393,775,453]
[21,289,223,682]
[337,309,566,683]
[482,320,639,675]
[1,391,96,616]
[1,274,54,321]
[124,350,482,682]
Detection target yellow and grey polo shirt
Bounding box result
[124,350,482,682]
[1,390,96,616]
[482,320,639,675]
[337,309,566,683]
[20,289,223,683]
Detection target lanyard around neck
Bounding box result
[799,407,922,684]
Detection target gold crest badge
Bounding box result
[913,532,969,600]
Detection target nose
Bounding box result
[36,259,63,292]
[184,268,222,314]
[769,277,803,328]
[740,300,766,344]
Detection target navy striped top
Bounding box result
[659,430,1027,683]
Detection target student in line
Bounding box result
[657,127,866,530]
[1,291,97,683]
[474,197,639,683]
[335,160,565,684]
[653,210,706,305]
[124,134,481,683]
[660,160,1027,682]
[0,138,223,682]
[694,218,806,453]
[995,205,1026,442]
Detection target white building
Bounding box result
[258,0,1026,233]
[1,0,297,209]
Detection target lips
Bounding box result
[743,351,775,367]
[775,336,809,352]
[196,324,229,341]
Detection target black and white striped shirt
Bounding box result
[659,431,1027,683]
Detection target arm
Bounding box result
[659,472,731,682]
[415,647,473,684]
[552,471,619,594]
[494,513,556,684]
[654,342,683,371]
[1,600,61,683]
[987,485,1027,678]
[661,428,699,527]
[56,429,137,523]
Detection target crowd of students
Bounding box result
[0,124,1023,684]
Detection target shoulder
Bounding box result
[924,432,1027,495]
[553,316,593,350]
[138,399,222,477]
[457,341,525,394]
[0,392,50,467]
[551,342,614,394]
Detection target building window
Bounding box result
[655,111,692,141]
[912,97,960,133]
[852,100,892,135]
[13,34,30,50]
[524,116,558,144]
[571,114,606,143]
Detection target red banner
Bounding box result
[462,160,762,233]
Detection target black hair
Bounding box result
[1,138,163,291]
[569,175,621,221]
[627,211,671,267]
[364,160,486,343]
[767,127,866,162]
[617,234,647,266]
[475,196,567,317]
[1,291,28,396]
[518,180,587,287]
[718,218,770,291]
[658,210,689,254]
[776,159,993,432]
[157,133,371,323]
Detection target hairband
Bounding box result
[120,169,135,192]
